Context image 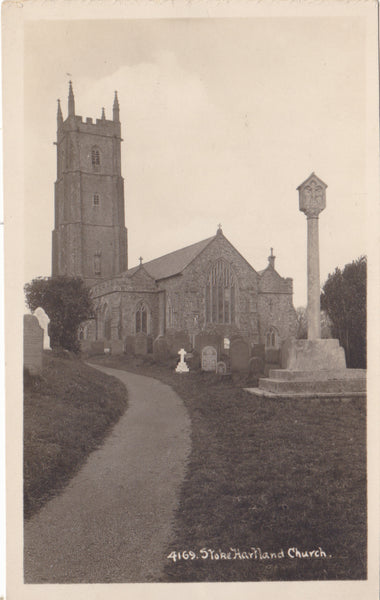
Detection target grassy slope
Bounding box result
[24,352,128,520]
[90,354,367,582]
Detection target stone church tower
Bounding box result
[52,82,128,287]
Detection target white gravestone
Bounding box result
[201,346,217,372]
[33,307,51,350]
[175,348,189,373]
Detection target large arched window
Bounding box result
[205,260,236,324]
[135,301,150,334]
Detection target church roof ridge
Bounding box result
[124,235,216,281]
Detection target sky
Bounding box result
[24,17,367,307]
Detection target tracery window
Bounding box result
[135,301,150,334]
[205,260,236,324]
[266,326,278,348]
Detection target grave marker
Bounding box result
[201,346,217,372]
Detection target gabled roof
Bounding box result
[125,236,215,281]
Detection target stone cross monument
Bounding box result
[250,171,366,398]
[297,172,327,340]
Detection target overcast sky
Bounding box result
[24,17,367,307]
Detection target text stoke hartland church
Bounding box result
[52,83,297,356]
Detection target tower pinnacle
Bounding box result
[57,99,63,126]
[113,91,120,122]
[268,247,275,268]
[68,81,75,116]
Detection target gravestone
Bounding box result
[216,361,227,375]
[185,349,200,370]
[252,344,265,361]
[175,348,189,373]
[153,336,169,362]
[194,332,222,357]
[135,332,148,355]
[80,340,92,354]
[230,338,250,372]
[24,314,43,374]
[124,335,135,355]
[249,356,264,376]
[201,345,218,372]
[33,307,51,350]
[265,348,281,365]
[89,340,105,356]
[110,340,124,355]
[165,330,191,357]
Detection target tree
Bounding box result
[320,256,366,368]
[24,276,94,352]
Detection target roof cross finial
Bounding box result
[270,247,274,257]
[217,223,223,235]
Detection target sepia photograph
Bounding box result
[3,1,379,599]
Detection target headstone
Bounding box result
[153,336,169,362]
[89,340,105,356]
[185,349,200,369]
[249,356,264,375]
[124,335,135,355]
[216,361,227,375]
[80,339,92,353]
[265,348,281,364]
[175,348,189,373]
[194,332,222,357]
[135,332,148,355]
[230,338,250,372]
[110,339,124,355]
[33,307,51,349]
[252,344,265,361]
[166,330,191,357]
[24,314,43,374]
[201,345,218,372]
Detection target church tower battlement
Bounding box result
[52,82,128,286]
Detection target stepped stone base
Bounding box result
[246,338,366,398]
[281,338,346,370]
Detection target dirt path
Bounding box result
[24,366,191,583]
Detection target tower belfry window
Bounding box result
[91,147,100,170]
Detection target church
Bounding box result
[52,83,297,356]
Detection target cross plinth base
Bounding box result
[245,338,366,398]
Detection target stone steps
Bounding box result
[258,375,366,394]
[268,369,366,381]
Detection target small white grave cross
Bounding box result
[175,348,189,373]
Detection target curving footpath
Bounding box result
[24,365,191,583]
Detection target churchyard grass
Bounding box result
[23,351,128,520]
[90,354,366,582]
